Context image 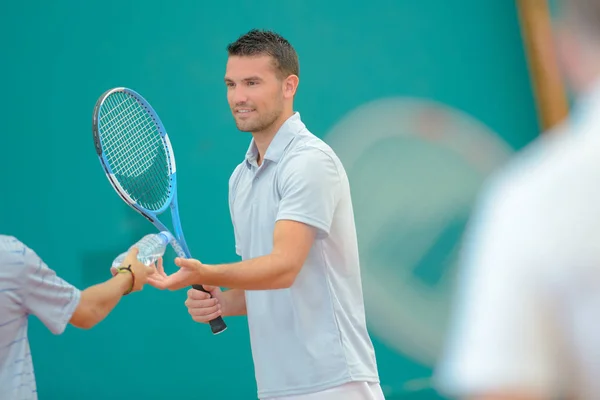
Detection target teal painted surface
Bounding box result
[0,1,538,398]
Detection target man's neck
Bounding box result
[252,111,294,166]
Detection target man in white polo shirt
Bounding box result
[435,1,600,399]
[148,29,382,399]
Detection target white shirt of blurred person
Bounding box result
[148,29,382,400]
[436,1,600,399]
[0,235,154,400]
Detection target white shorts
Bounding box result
[264,381,385,400]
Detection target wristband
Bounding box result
[115,265,135,295]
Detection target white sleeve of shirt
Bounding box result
[229,164,245,257]
[18,241,81,335]
[275,146,341,239]
[435,178,561,398]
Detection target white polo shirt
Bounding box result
[435,79,600,399]
[228,112,380,399]
[0,235,81,400]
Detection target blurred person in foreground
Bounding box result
[435,1,600,399]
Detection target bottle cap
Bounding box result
[157,231,174,245]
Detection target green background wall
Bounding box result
[1,0,540,398]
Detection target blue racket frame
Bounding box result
[92,87,227,334]
[93,87,191,258]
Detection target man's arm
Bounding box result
[221,288,247,316]
[70,272,134,329]
[202,219,316,290]
[16,242,154,333]
[70,247,155,329]
[149,219,316,291]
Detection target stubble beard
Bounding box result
[234,104,283,134]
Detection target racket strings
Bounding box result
[102,94,169,207]
[98,92,171,211]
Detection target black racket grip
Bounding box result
[192,284,227,334]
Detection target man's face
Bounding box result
[225,55,284,134]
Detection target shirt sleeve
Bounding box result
[17,241,81,335]
[276,145,342,239]
[435,178,561,398]
[229,164,244,256]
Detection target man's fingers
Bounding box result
[147,275,179,290]
[189,304,220,317]
[185,298,219,309]
[192,310,222,323]
[147,277,166,289]
[175,257,201,269]
[157,257,166,276]
[187,288,211,300]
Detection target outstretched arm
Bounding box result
[149,219,316,291]
[70,247,154,329]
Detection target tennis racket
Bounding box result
[92,87,227,335]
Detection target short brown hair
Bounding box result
[227,29,299,79]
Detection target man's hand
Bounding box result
[105,247,158,293]
[109,247,156,293]
[121,247,156,293]
[185,286,224,323]
[147,257,204,291]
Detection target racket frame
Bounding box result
[92,87,227,335]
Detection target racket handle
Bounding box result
[192,284,228,335]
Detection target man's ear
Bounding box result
[283,74,299,99]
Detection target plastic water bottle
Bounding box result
[111,231,173,272]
